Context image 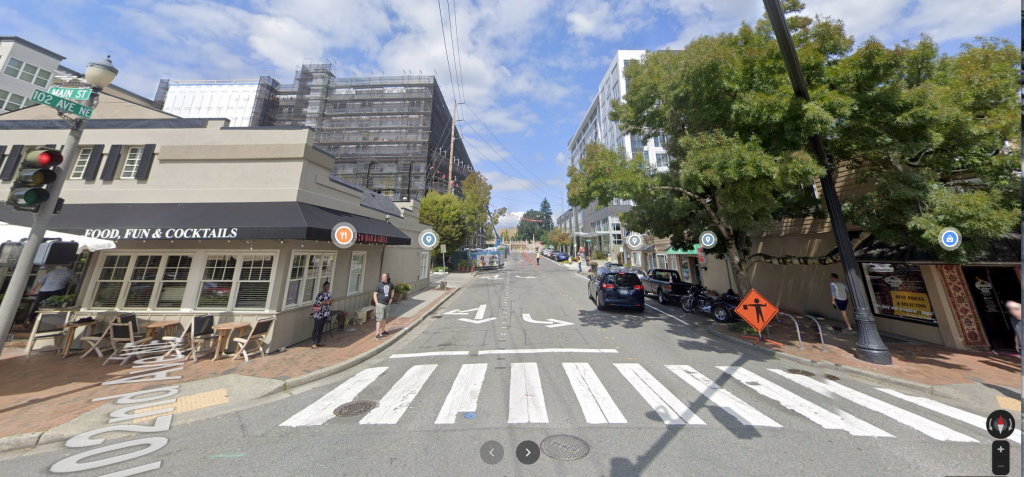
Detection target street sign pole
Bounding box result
[0,91,94,354]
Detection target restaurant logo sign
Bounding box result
[84,228,240,240]
[332,222,356,249]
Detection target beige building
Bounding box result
[0,94,435,349]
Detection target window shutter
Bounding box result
[82,144,105,180]
[134,144,156,180]
[0,145,24,180]
[100,145,122,180]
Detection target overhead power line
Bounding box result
[460,119,558,197]
[460,134,546,200]
[450,0,468,110]
[436,0,459,109]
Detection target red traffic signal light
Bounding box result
[23,149,63,168]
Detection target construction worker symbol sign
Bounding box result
[418,229,440,251]
[735,289,778,333]
[331,222,357,249]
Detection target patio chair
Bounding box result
[24,312,71,358]
[231,318,275,362]
[102,323,148,366]
[79,318,118,359]
[115,314,148,341]
[164,315,215,361]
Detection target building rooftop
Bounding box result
[0,36,65,61]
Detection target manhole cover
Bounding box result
[541,435,589,461]
[824,374,840,381]
[786,369,815,377]
[334,400,376,417]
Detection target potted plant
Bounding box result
[39,294,77,309]
[457,260,468,272]
[394,283,411,301]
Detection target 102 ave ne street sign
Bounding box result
[47,86,92,101]
[30,89,93,119]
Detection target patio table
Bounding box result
[211,322,251,361]
[59,322,97,358]
[145,320,182,339]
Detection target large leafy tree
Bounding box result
[567,1,1020,294]
[461,172,492,248]
[542,228,572,247]
[515,210,545,242]
[419,191,467,258]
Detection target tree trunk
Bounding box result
[725,242,752,295]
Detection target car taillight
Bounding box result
[633,285,643,290]
[602,283,614,289]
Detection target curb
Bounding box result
[281,286,463,392]
[0,432,41,454]
[702,324,947,397]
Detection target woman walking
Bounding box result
[311,281,334,349]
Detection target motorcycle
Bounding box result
[681,285,741,323]
[680,284,714,314]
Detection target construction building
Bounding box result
[273,62,473,200]
[158,76,280,127]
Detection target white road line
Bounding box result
[509,363,548,424]
[478,348,618,355]
[719,366,891,437]
[360,364,437,425]
[667,365,781,427]
[475,305,487,321]
[769,369,976,442]
[646,304,689,326]
[280,367,387,427]
[435,363,488,424]
[876,388,1021,444]
[563,363,627,424]
[615,363,705,425]
[390,351,470,359]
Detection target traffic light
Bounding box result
[7,147,62,212]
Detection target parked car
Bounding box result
[588,267,645,312]
[640,269,694,305]
[554,252,568,261]
[627,267,647,277]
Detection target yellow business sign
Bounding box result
[890,291,933,319]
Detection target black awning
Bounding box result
[0,202,411,245]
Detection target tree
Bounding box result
[539,198,554,231]
[568,1,1020,294]
[515,210,544,241]
[419,191,467,259]
[461,172,493,248]
[543,228,572,247]
[486,206,508,242]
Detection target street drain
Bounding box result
[541,435,589,461]
[786,369,815,377]
[824,374,840,381]
[334,400,376,417]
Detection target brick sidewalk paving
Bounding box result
[0,288,454,440]
[712,322,1021,389]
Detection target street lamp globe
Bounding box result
[85,55,118,88]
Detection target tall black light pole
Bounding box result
[762,0,892,364]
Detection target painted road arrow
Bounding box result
[457,305,496,324]
[522,313,573,328]
[443,305,484,316]
[515,276,536,279]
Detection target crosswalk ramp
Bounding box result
[279,362,1019,444]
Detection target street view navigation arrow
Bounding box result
[30,89,93,119]
[522,313,573,328]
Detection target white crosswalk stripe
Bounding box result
[436,363,488,424]
[280,367,387,427]
[770,369,976,442]
[563,363,627,424]
[361,365,437,425]
[719,366,891,437]
[876,388,1021,444]
[667,365,781,428]
[509,362,548,424]
[615,363,705,425]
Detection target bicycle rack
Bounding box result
[775,312,803,349]
[776,312,826,352]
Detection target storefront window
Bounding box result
[420,252,429,279]
[285,252,335,308]
[123,256,162,309]
[348,252,366,295]
[236,255,274,309]
[198,255,237,309]
[157,256,192,308]
[93,255,130,308]
[861,263,937,323]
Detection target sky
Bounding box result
[1,0,1018,229]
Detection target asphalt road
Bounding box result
[3,253,1020,476]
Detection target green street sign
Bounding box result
[30,90,93,119]
[47,86,92,101]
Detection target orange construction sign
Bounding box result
[735,289,778,333]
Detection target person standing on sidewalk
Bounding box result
[28,265,77,326]
[310,281,333,349]
[829,273,854,333]
[374,273,393,340]
[1006,300,1021,352]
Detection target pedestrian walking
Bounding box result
[374,273,393,340]
[829,273,854,333]
[1006,300,1022,353]
[577,253,583,272]
[310,281,333,349]
[28,265,77,326]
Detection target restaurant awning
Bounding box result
[0,202,412,245]
[666,244,700,255]
[0,222,116,253]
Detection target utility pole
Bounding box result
[0,57,119,356]
[448,101,457,193]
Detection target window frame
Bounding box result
[120,146,144,179]
[419,252,429,279]
[347,251,367,296]
[3,58,51,87]
[88,253,197,311]
[283,251,337,310]
[0,88,26,112]
[69,147,93,180]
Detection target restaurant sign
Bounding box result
[84,228,239,240]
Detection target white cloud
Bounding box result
[565,0,649,41]
[462,136,510,163]
[555,152,567,165]
[497,212,523,228]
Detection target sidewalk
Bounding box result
[0,274,471,447]
[707,318,1022,405]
